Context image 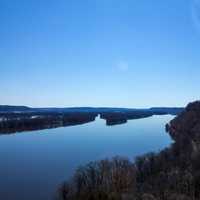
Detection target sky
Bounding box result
[0,0,200,108]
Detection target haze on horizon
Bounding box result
[1,0,200,108]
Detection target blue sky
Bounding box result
[0,0,200,107]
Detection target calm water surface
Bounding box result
[0,115,173,200]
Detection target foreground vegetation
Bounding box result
[58,101,200,200]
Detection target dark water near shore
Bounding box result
[0,115,173,200]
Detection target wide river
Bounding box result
[0,115,173,200]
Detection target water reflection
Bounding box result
[0,115,173,200]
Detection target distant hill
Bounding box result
[150,107,184,115]
[0,105,184,114]
[0,105,32,112]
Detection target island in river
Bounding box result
[0,105,184,134]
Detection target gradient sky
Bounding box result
[1,0,200,108]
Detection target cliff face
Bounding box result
[166,101,200,156]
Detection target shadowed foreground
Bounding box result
[58,101,200,200]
